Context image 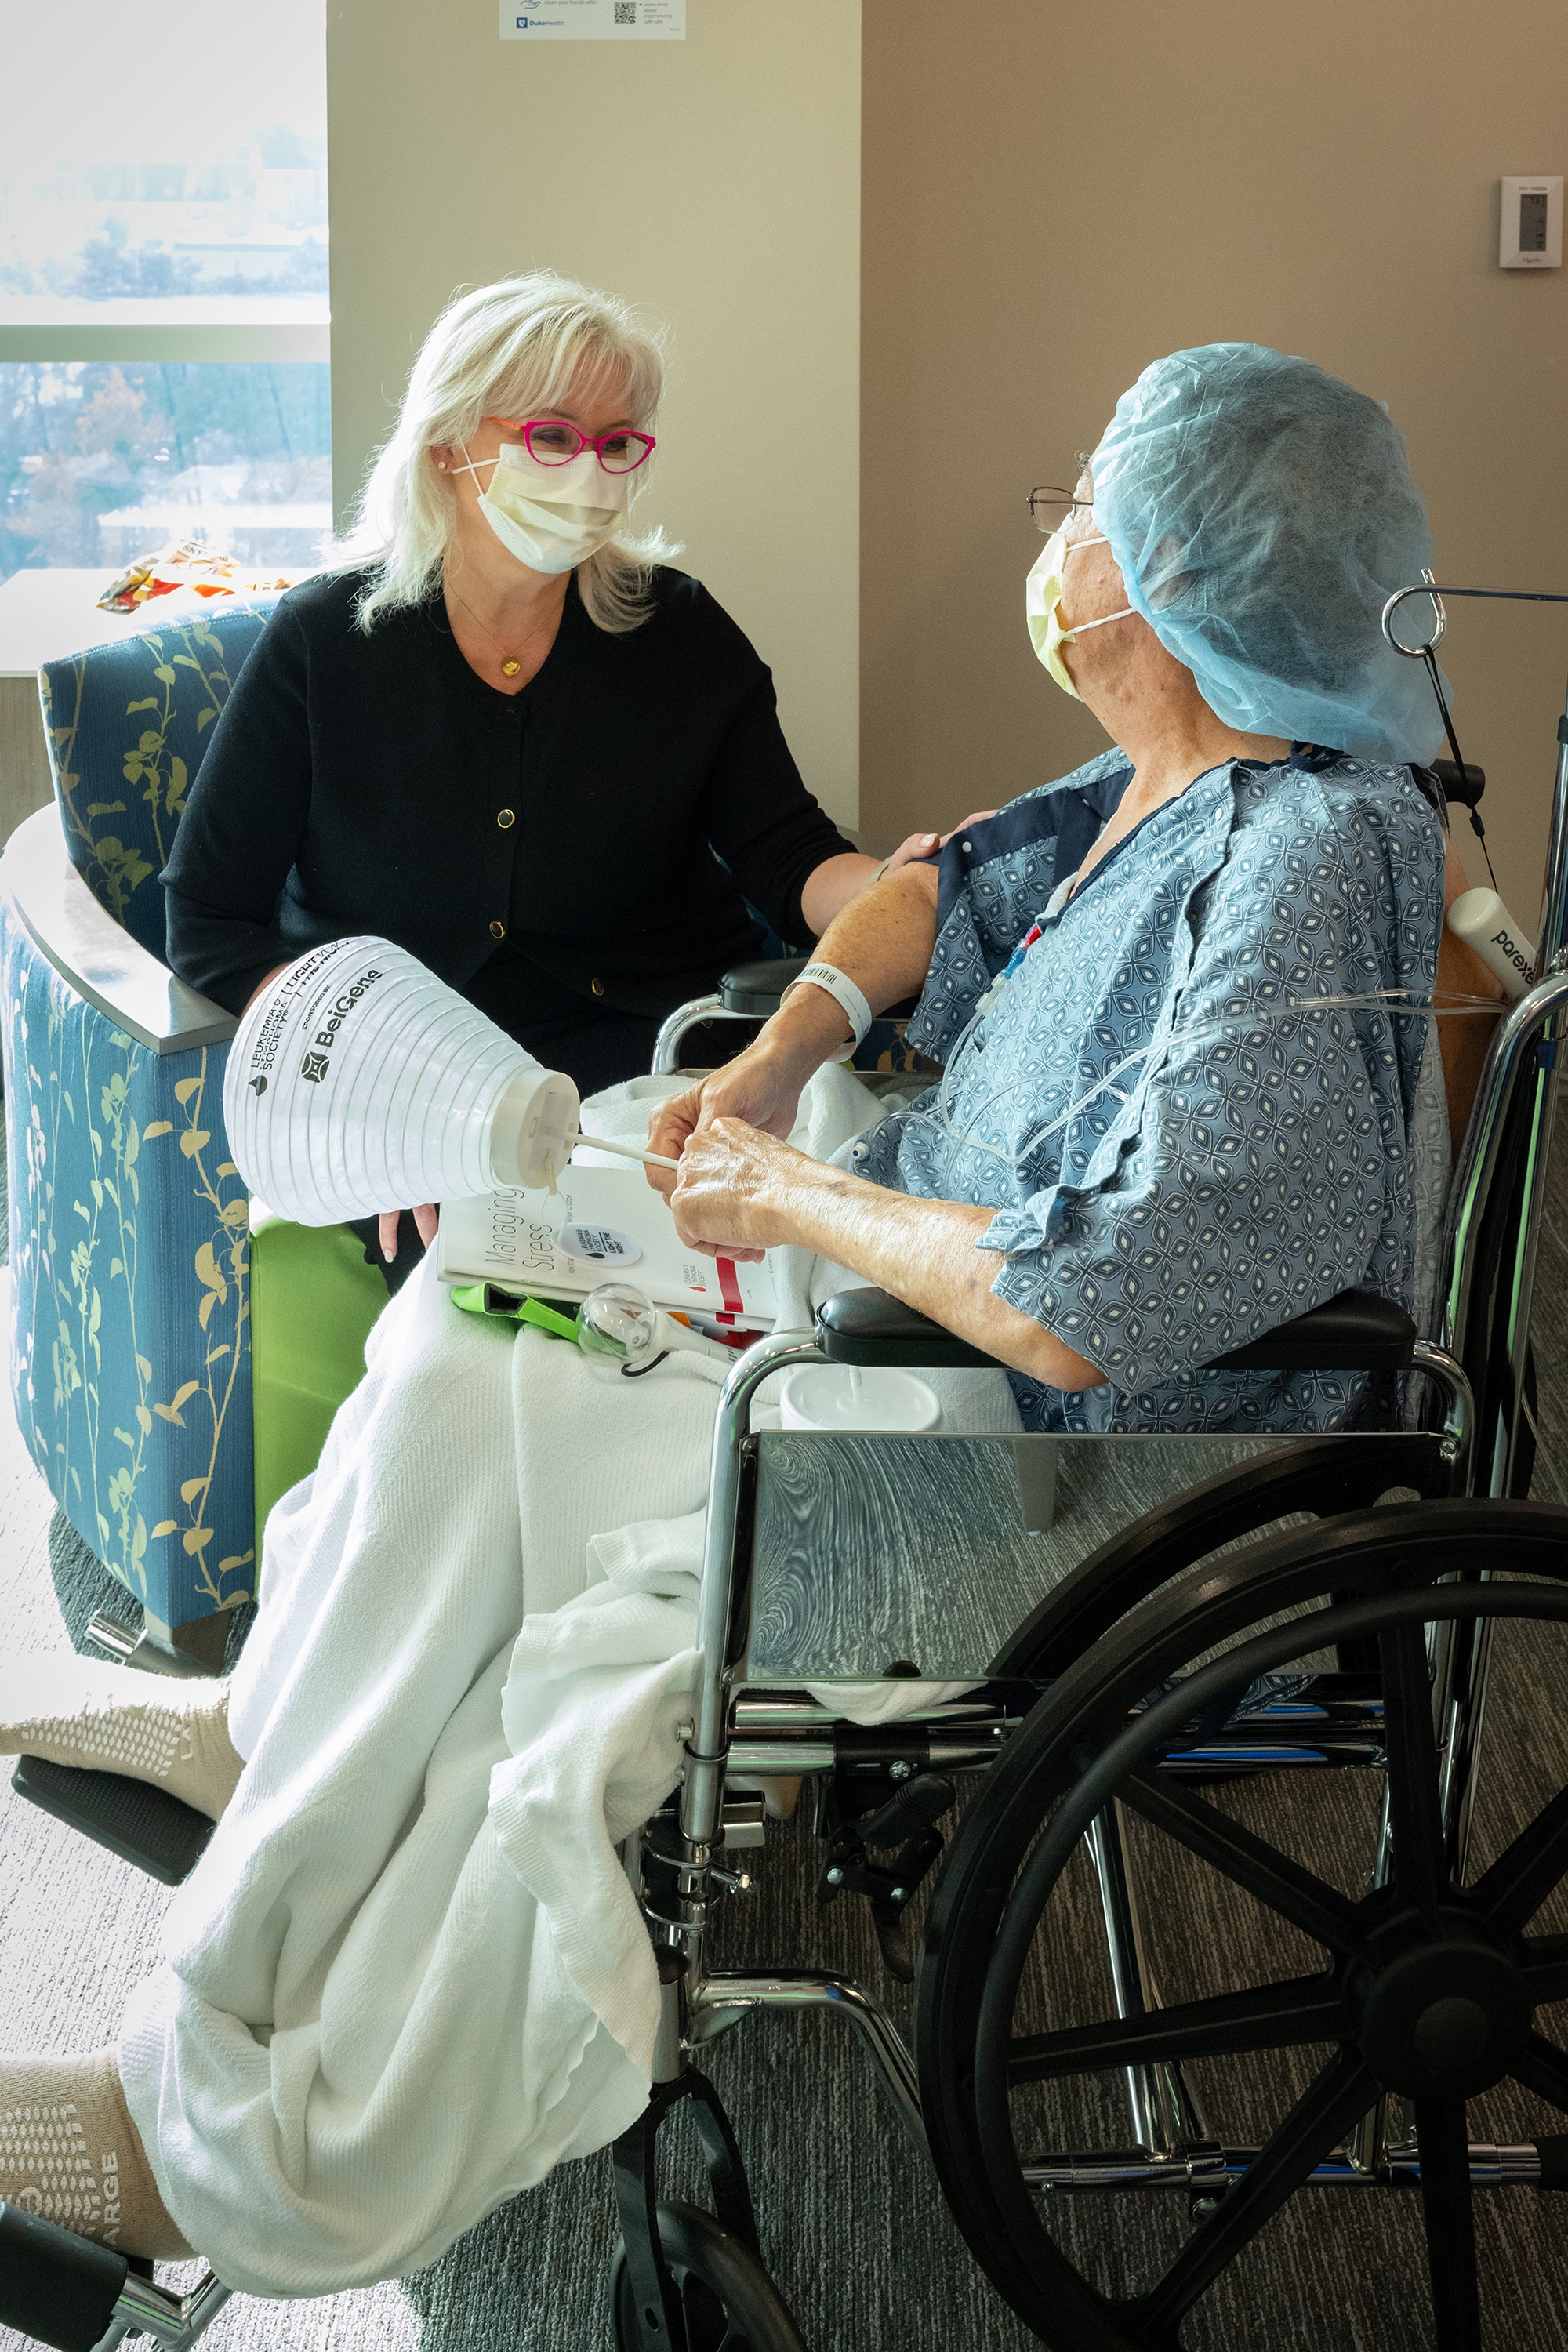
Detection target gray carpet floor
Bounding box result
[4,1112,1568,2350]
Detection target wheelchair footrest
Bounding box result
[11,1756,214,1886]
[0,2200,128,2352]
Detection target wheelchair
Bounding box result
[4,630,1568,2352]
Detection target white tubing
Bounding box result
[1446,889,1537,1001]
[223,937,580,1222]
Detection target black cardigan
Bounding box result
[162,564,852,1069]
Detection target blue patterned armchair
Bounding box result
[1,603,278,1665]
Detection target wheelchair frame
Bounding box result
[5,599,1568,2352]
[613,629,1568,2344]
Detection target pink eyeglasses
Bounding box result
[484,416,657,474]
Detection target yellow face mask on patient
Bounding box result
[1025,528,1134,698]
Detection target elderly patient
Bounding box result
[0,345,1486,2294]
[654,340,1478,1429]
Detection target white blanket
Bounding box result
[118,1067,1018,2294]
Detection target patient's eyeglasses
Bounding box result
[1028,485,1096,532]
[484,416,657,474]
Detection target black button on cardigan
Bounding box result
[162,564,853,1084]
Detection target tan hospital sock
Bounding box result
[0,1654,242,1822]
[0,2048,191,2258]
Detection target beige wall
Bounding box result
[326,0,862,828]
[862,0,1568,915]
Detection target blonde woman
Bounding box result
[164,270,920,1283]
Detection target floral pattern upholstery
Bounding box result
[2,603,275,1632]
[40,605,274,960]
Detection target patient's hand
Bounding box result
[668,1120,812,1262]
[645,1029,826,1199]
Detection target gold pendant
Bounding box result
[502,656,521,677]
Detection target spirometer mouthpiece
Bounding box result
[223,936,581,1222]
[1446,889,1537,1000]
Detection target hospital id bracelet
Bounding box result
[783,960,874,1050]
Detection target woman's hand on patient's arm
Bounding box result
[800,812,1001,929]
[646,862,942,1192]
[888,810,997,868]
[668,1120,1102,1392]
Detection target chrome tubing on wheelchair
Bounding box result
[1439,967,1568,1490]
[1386,576,1568,1499]
[656,1327,938,2152]
[652,993,757,1076]
[687,1330,828,1847]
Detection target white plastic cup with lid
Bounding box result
[779,1363,943,1434]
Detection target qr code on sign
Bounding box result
[614,3,637,19]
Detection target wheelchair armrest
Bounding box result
[721,956,809,1015]
[720,956,920,1023]
[1207,1290,1417,1372]
[0,807,234,1054]
[815,1288,1000,1370]
[816,1284,1416,1377]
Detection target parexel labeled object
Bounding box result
[1447,887,1537,1000]
[223,937,581,1223]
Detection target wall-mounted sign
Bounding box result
[501,0,684,36]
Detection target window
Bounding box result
[0,0,328,586]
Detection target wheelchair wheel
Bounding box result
[918,1497,1568,2351]
[610,2201,808,2352]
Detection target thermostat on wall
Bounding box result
[1500,178,1563,270]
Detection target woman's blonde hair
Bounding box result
[338,270,678,634]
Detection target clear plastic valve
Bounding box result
[576,1281,734,1368]
[576,1281,662,1363]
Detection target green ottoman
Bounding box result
[249,1206,390,1552]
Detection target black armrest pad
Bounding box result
[1208,1290,1417,1373]
[817,1283,1415,1382]
[720,958,918,1022]
[816,1287,1000,1370]
[721,956,808,1014]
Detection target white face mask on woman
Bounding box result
[452,440,630,576]
[1025,526,1135,698]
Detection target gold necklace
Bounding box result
[452,588,548,680]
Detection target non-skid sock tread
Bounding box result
[0,2050,189,2257]
[20,1705,188,1781]
[0,2098,112,2237]
[0,1658,242,1821]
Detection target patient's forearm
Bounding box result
[645,864,944,1176]
[807,858,940,1015]
[669,1123,1102,1390]
[798,851,882,936]
[781,1167,1101,1388]
[735,860,941,1080]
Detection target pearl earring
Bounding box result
[437,459,448,471]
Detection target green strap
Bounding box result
[451,1284,581,1341]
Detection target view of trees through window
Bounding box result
[1,362,331,582]
[0,0,329,588]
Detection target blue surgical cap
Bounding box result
[1092,343,1443,764]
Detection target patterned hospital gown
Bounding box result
[851,748,1449,1433]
